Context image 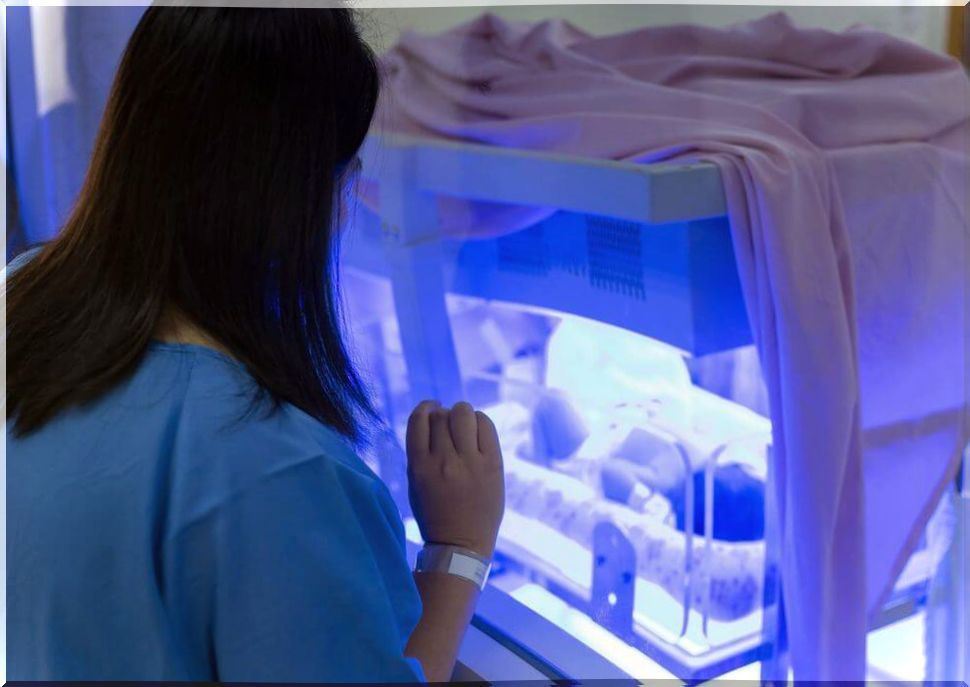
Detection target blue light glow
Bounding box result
[344,272,776,656]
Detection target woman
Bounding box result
[6,7,504,682]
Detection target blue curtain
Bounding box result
[6,5,145,259]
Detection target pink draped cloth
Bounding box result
[370,12,970,680]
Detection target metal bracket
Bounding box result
[590,521,637,642]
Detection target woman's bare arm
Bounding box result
[405,573,480,681]
[402,401,504,682]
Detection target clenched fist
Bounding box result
[406,401,505,559]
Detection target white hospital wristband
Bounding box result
[415,544,492,590]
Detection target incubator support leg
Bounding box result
[384,239,464,407]
[924,448,968,682]
[378,149,464,408]
[760,584,790,683]
[760,445,791,682]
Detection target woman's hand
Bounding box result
[404,400,505,681]
[406,401,505,559]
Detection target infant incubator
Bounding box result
[338,134,957,681]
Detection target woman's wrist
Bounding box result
[415,544,492,590]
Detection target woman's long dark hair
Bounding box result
[7,7,381,441]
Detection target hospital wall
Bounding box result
[359,4,949,55]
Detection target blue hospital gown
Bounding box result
[7,302,425,681]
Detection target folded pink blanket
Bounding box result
[371,12,970,680]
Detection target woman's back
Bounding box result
[6,8,506,681]
[7,342,423,681]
